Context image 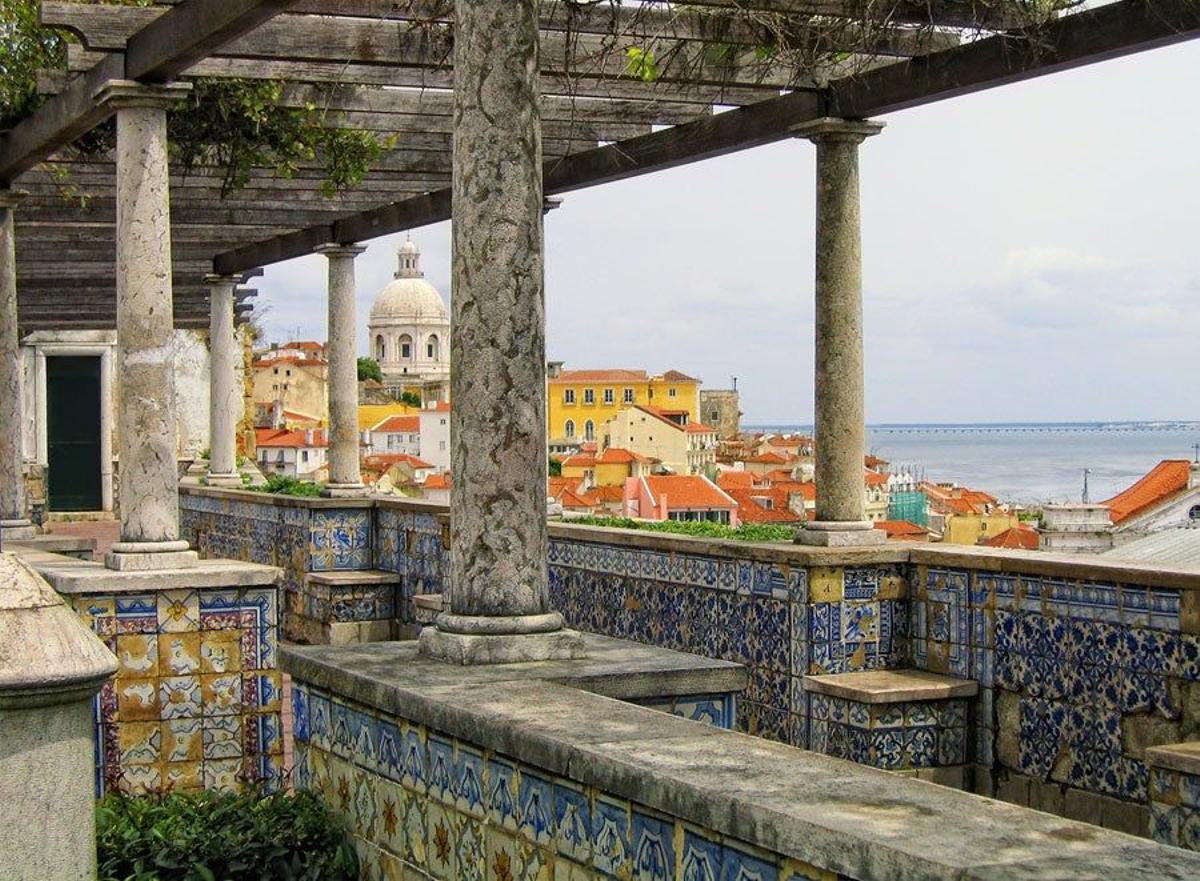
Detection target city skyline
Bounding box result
[256,40,1199,426]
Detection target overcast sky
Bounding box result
[256,40,1200,426]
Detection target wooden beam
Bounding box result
[213,0,1200,274]
[124,0,301,81]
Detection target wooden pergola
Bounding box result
[0,0,1197,633]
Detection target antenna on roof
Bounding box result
[1082,468,1091,504]
[731,376,738,391]
[1193,443,1200,463]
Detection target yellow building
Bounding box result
[920,483,1019,545]
[357,402,420,431]
[251,342,328,424]
[547,365,701,446]
[603,406,717,476]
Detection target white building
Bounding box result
[255,427,328,479]
[418,401,451,472]
[367,241,450,403]
[367,414,421,457]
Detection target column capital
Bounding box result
[791,117,884,144]
[93,79,192,111]
[203,272,250,287]
[314,242,367,259]
[543,196,563,215]
[0,189,27,210]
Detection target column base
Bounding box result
[418,612,585,665]
[205,472,244,488]
[105,539,198,571]
[0,519,36,541]
[322,483,368,498]
[795,521,887,547]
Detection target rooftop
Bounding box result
[1103,459,1192,524]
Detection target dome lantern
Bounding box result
[396,239,423,279]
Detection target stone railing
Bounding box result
[178,486,1200,842]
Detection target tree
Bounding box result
[399,391,423,408]
[549,458,562,477]
[357,357,383,383]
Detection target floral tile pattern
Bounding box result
[293,684,865,881]
[71,583,280,797]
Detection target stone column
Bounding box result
[0,191,34,542]
[0,553,117,879]
[95,80,198,570]
[205,275,242,487]
[793,117,886,547]
[420,0,582,665]
[314,244,366,497]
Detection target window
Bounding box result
[1190,504,1200,520]
[710,409,720,424]
[623,388,634,404]
[584,420,595,441]
[565,420,576,439]
[426,334,440,360]
[439,441,446,450]
[375,335,386,360]
[668,388,677,398]
[603,388,614,405]
[300,451,309,463]
[583,388,595,405]
[563,389,575,404]
[399,334,413,359]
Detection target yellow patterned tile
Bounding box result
[122,763,162,796]
[201,630,243,674]
[780,858,836,881]
[376,778,408,857]
[118,721,162,766]
[202,758,242,792]
[877,575,907,600]
[201,672,243,715]
[808,568,844,603]
[116,634,158,679]
[162,718,204,763]
[116,677,160,721]
[75,596,116,631]
[158,632,202,676]
[162,761,203,792]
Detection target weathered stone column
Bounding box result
[95,80,198,570]
[420,0,582,664]
[314,244,366,497]
[0,553,117,879]
[793,118,886,547]
[205,274,242,487]
[0,191,33,542]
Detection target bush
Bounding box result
[245,474,324,497]
[96,790,358,881]
[566,515,795,543]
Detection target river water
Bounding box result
[746,423,1200,506]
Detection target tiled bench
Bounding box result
[1148,741,1200,850]
[296,570,404,644]
[805,669,978,783]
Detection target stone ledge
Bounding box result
[282,637,1200,880]
[14,547,279,594]
[178,485,374,510]
[1146,741,1200,776]
[305,569,402,586]
[804,669,979,704]
[9,535,95,557]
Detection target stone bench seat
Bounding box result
[301,570,404,644]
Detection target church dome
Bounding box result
[369,241,447,322]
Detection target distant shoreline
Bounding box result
[745,421,1200,433]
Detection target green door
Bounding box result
[46,356,103,511]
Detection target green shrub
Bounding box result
[566,515,795,543]
[244,474,324,497]
[96,790,358,881]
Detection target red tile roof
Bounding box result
[716,471,756,491]
[865,471,889,488]
[984,525,1040,550]
[424,473,452,490]
[550,369,648,383]
[562,453,596,469]
[596,447,653,465]
[423,401,452,412]
[371,415,420,433]
[253,356,326,369]
[659,370,699,382]
[644,475,736,511]
[773,480,816,501]
[746,451,790,464]
[591,485,626,503]
[865,454,889,468]
[874,520,929,540]
[363,453,432,470]
[1101,460,1192,524]
[282,341,324,351]
[726,488,802,524]
[255,428,327,448]
[684,422,717,434]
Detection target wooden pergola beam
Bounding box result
[211,0,1200,275]
[0,0,297,184]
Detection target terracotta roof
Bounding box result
[591,485,625,502]
[363,453,433,470]
[424,473,452,490]
[422,401,452,412]
[559,488,600,509]
[746,451,790,464]
[1102,459,1192,524]
[773,480,816,501]
[253,356,326,369]
[865,454,889,468]
[716,471,756,490]
[596,447,653,465]
[255,428,327,448]
[764,468,798,482]
[371,415,420,433]
[631,405,688,432]
[726,488,802,524]
[874,520,929,540]
[685,421,717,434]
[548,476,582,495]
[985,525,1040,550]
[659,370,698,382]
[865,471,889,488]
[562,453,596,469]
[550,369,648,383]
[281,340,324,351]
[644,475,736,511]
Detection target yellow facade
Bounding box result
[943,512,1020,545]
[547,371,700,444]
[252,359,328,424]
[358,403,420,431]
[594,461,633,487]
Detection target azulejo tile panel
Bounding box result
[293,682,866,881]
[311,509,372,571]
[71,584,281,797]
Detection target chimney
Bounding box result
[305,428,314,446]
[547,360,564,379]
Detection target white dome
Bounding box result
[369,241,447,322]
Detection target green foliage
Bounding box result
[246,474,325,497]
[549,457,563,478]
[96,789,358,881]
[357,356,383,383]
[0,1,386,196]
[624,46,660,82]
[399,391,423,408]
[568,515,795,544]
